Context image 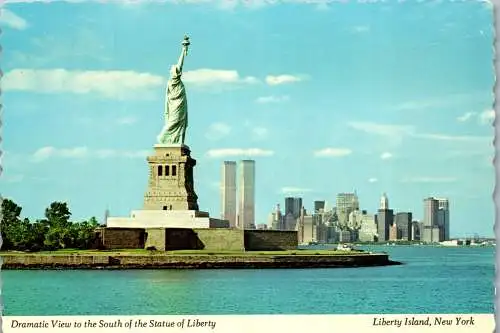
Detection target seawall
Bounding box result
[1,253,401,269]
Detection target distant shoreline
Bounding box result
[303,242,495,248]
[0,250,402,270]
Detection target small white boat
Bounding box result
[336,244,354,251]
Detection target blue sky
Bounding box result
[1,0,495,237]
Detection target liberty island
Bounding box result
[0,35,399,268]
[86,38,400,264]
[73,35,391,264]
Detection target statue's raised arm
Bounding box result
[176,35,190,73]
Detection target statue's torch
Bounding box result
[182,35,190,56]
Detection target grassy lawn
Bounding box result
[0,248,372,256]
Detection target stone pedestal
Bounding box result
[143,144,199,211]
[106,144,230,229]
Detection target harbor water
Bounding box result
[2,246,494,315]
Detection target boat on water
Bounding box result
[336,243,355,251]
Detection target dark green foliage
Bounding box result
[1,198,100,252]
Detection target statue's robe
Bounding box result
[158,66,188,145]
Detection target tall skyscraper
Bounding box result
[221,161,237,228]
[285,197,303,219]
[423,197,447,243]
[283,212,298,230]
[411,221,421,241]
[423,197,439,228]
[380,193,389,210]
[436,198,450,241]
[336,192,359,226]
[238,160,255,229]
[314,200,326,213]
[377,193,393,242]
[268,204,283,230]
[395,212,413,240]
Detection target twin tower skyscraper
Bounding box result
[221,160,255,230]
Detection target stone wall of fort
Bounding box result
[244,230,298,251]
[99,228,296,251]
[160,228,244,251]
[145,228,167,251]
[3,255,110,267]
[163,228,202,250]
[194,229,245,251]
[102,228,145,249]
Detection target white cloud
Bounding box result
[457,110,494,125]
[368,178,378,183]
[32,146,149,162]
[457,112,477,122]
[314,148,352,157]
[349,121,490,143]
[0,9,28,30]
[281,187,312,194]
[3,68,259,99]
[479,109,495,125]
[117,116,138,125]
[33,146,87,162]
[243,121,269,141]
[265,74,302,86]
[205,122,232,141]
[394,92,489,111]
[183,69,258,86]
[351,25,370,33]
[251,127,269,140]
[348,122,414,138]
[416,133,490,142]
[380,152,393,160]
[3,69,164,100]
[400,177,458,183]
[256,95,290,104]
[206,148,274,158]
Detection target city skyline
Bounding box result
[272,192,454,239]
[0,1,494,238]
[218,161,448,240]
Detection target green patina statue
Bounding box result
[157,35,191,145]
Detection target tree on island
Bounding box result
[43,202,74,250]
[1,198,100,252]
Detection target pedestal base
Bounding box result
[143,144,199,211]
[106,210,229,229]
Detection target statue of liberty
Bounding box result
[157,35,190,145]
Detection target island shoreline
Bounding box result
[1,253,402,270]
